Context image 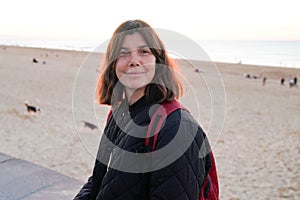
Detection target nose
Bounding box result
[129,51,141,67]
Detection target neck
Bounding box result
[126,88,145,105]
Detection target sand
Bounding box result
[0,46,299,199]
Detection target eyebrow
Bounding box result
[120,45,150,50]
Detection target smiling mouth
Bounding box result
[125,71,146,75]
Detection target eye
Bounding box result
[119,50,131,57]
[138,48,151,56]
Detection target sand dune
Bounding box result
[0,46,299,199]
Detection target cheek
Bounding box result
[147,58,156,79]
[147,64,156,79]
[115,60,127,79]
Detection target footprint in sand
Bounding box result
[0,108,36,122]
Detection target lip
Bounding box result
[125,71,146,75]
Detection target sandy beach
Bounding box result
[0,46,299,199]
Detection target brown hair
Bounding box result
[96,19,183,106]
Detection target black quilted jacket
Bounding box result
[74,97,211,200]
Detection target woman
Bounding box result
[75,19,214,200]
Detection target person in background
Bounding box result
[294,76,298,87]
[281,77,285,85]
[262,76,267,86]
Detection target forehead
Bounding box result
[121,32,148,49]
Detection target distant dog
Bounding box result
[81,121,98,130]
[32,58,38,63]
[24,101,41,113]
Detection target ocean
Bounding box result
[199,40,300,69]
[1,39,300,69]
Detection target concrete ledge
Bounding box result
[0,153,83,200]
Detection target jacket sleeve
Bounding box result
[74,126,113,200]
[74,159,108,200]
[74,176,93,200]
[74,112,115,200]
[149,110,209,200]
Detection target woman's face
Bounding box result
[115,32,156,96]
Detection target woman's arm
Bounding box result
[74,117,114,200]
[74,176,93,200]
[74,160,108,200]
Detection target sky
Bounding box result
[1,0,300,42]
